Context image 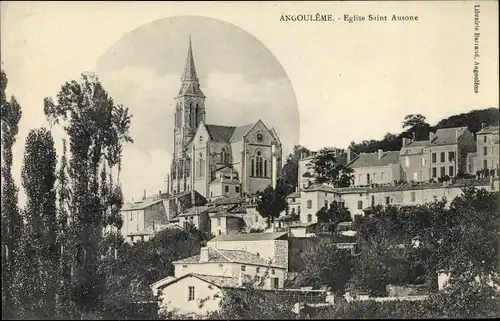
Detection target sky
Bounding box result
[1,1,498,204]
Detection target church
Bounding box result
[166,38,283,200]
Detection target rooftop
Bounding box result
[208,231,288,242]
[430,127,468,146]
[173,247,280,267]
[177,206,211,217]
[350,151,400,169]
[121,194,167,211]
[476,125,499,135]
[203,123,256,143]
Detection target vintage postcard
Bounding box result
[1,1,499,319]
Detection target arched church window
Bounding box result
[255,151,263,177]
[189,102,195,128]
[251,159,255,176]
[196,103,201,125]
[198,152,205,178]
[264,160,268,177]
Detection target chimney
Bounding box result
[200,247,209,263]
[429,132,435,143]
[143,189,147,200]
[378,149,383,160]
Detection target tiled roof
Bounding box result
[173,247,278,267]
[400,140,429,156]
[431,127,468,146]
[303,183,337,193]
[350,151,400,168]
[121,196,165,211]
[205,124,236,142]
[150,273,241,291]
[210,195,246,206]
[476,125,499,135]
[230,123,255,142]
[407,140,430,147]
[177,206,211,217]
[209,231,288,242]
[286,191,301,199]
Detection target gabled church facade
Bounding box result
[167,38,283,199]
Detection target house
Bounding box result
[120,191,169,243]
[286,191,301,216]
[467,125,499,176]
[127,223,184,243]
[207,232,289,270]
[427,127,476,180]
[299,184,345,224]
[209,211,246,236]
[173,246,287,288]
[399,138,432,183]
[173,205,211,233]
[350,150,402,186]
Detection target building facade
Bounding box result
[350,150,402,186]
[168,39,282,199]
[467,125,499,175]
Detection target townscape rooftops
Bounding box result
[209,231,288,242]
[431,127,468,146]
[173,247,280,267]
[350,150,401,169]
[121,196,166,211]
[209,195,246,206]
[476,125,499,135]
[177,206,211,217]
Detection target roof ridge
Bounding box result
[211,247,231,262]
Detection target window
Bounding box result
[366,173,371,185]
[440,152,445,163]
[385,196,390,205]
[224,186,229,193]
[307,214,312,222]
[484,159,488,169]
[256,267,260,273]
[198,153,205,178]
[432,153,437,163]
[371,195,375,206]
[484,146,488,156]
[264,160,268,177]
[271,269,276,275]
[468,163,473,173]
[255,215,259,222]
[218,230,222,235]
[182,265,187,268]
[405,156,410,167]
[449,166,454,176]
[484,135,487,143]
[235,186,240,193]
[136,224,139,231]
[241,265,246,272]
[199,135,203,142]
[357,200,363,209]
[219,264,223,268]
[306,200,312,209]
[217,218,221,226]
[411,191,416,202]
[251,159,255,176]
[129,212,132,221]
[271,277,279,289]
[432,167,437,178]
[188,286,195,301]
[440,167,445,177]
[448,151,455,162]
[254,151,264,177]
[324,200,328,208]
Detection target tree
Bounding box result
[15,128,58,318]
[256,183,288,225]
[44,72,133,316]
[281,145,310,195]
[316,201,352,228]
[1,69,23,318]
[306,147,353,187]
[291,238,353,294]
[402,114,427,130]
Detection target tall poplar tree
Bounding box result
[44,72,133,316]
[18,128,58,318]
[1,69,23,318]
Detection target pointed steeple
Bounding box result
[181,35,198,83]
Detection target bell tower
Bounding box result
[173,36,206,159]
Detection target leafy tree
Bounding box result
[44,72,133,317]
[316,200,352,231]
[281,145,311,195]
[291,238,353,294]
[15,128,58,318]
[1,69,23,318]
[305,147,353,187]
[256,183,288,225]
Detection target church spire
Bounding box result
[181,35,198,83]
